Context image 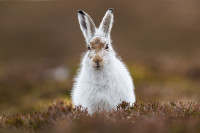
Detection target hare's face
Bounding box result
[87,37,110,69]
[78,9,114,68]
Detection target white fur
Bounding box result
[72,9,136,114]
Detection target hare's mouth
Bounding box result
[94,67,102,70]
[96,62,100,68]
[92,62,103,69]
[94,65,102,69]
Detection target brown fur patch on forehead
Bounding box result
[90,37,106,52]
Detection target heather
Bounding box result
[1,101,200,133]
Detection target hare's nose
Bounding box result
[93,55,102,64]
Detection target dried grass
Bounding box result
[1,101,200,133]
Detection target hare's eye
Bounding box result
[87,45,91,50]
[105,44,109,49]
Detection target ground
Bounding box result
[1,101,200,133]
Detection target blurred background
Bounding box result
[0,0,200,113]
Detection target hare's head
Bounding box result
[78,9,115,69]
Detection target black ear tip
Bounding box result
[108,8,114,13]
[78,10,85,15]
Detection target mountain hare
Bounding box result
[72,8,136,114]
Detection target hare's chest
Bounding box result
[83,81,120,102]
[84,85,117,112]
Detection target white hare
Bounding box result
[72,8,136,114]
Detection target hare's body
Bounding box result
[72,52,135,113]
[72,9,135,114]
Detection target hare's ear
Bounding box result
[78,10,96,43]
[99,8,114,37]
